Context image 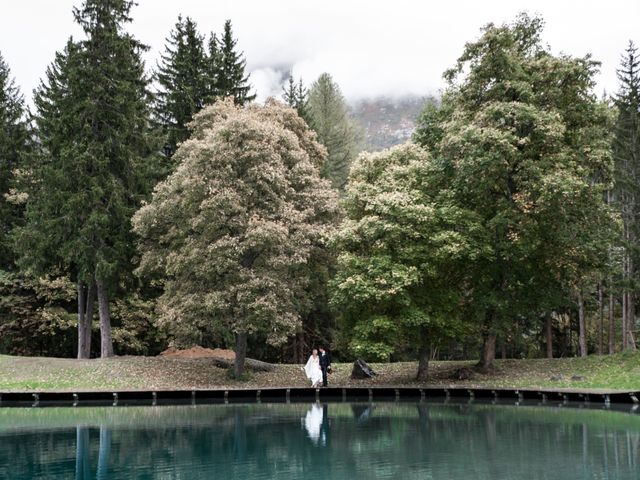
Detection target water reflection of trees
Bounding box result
[0,403,638,479]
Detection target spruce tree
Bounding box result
[155,15,209,157]
[17,0,152,358]
[306,73,359,191]
[613,40,640,350]
[204,32,221,103]
[283,75,296,107]
[212,20,256,105]
[282,74,309,121]
[0,51,29,270]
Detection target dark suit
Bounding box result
[319,350,331,387]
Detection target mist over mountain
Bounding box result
[255,65,434,152]
[349,95,433,151]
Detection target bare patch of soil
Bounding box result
[159,346,235,360]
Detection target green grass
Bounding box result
[0,352,638,392]
[497,351,640,390]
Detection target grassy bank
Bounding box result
[0,352,638,392]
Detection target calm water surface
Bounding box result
[0,401,638,479]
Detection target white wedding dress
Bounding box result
[304,404,324,444]
[303,355,323,387]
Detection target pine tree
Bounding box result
[306,73,359,191]
[212,20,256,105]
[282,74,309,121]
[16,0,153,358]
[0,51,29,270]
[204,32,221,103]
[613,40,640,350]
[154,15,210,157]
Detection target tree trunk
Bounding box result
[597,283,604,355]
[622,291,628,350]
[608,291,615,355]
[96,279,114,358]
[234,331,248,378]
[77,282,95,359]
[293,328,305,364]
[567,313,573,356]
[416,327,429,381]
[84,283,95,358]
[211,356,274,372]
[77,283,87,359]
[477,309,497,371]
[578,290,587,358]
[622,203,629,350]
[478,331,497,372]
[292,331,299,363]
[545,315,553,359]
[626,289,637,350]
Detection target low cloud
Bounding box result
[1,0,638,105]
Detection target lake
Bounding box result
[0,401,638,479]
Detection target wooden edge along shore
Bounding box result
[1,386,639,408]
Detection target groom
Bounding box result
[318,346,331,387]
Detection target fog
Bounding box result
[1,0,638,103]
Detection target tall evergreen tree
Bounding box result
[306,73,359,191]
[204,32,221,102]
[282,74,309,121]
[613,40,640,350]
[16,0,152,358]
[155,18,255,159]
[154,15,210,158]
[212,20,255,105]
[0,51,29,270]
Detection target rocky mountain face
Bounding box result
[350,95,433,151]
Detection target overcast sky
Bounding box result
[1,0,639,105]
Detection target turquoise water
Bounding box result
[0,401,638,479]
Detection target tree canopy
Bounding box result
[306,73,360,191]
[331,144,485,378]
[15,0,153,358]
[212,20,256,105]
[133,99,340,376]
[415,13,618,368]
[154,15,210,158]
[0,51,29,270]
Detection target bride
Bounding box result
[302,348,323,388]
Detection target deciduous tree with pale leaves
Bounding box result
[331,143,486,380]
[133,99,340,377]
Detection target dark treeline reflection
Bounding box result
[0,403,639,479]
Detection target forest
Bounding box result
[0,1,639,379]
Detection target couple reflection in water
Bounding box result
[302,403,374,446]
[303,404,330,446]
